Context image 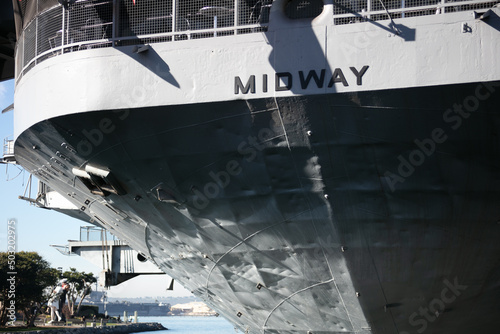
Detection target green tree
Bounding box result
[0,252,59,327]
[62,268,97,315]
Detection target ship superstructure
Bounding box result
[2,0,500,333]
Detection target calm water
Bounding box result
[132,316,240,334]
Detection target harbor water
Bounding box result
[131,316,240,334]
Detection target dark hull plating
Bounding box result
[15,82,500,333]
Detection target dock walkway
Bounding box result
[3,322,166,334]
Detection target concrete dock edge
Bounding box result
[17,322,166,334]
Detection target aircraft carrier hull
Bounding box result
[13,81,500,333]
[6,0,500,332]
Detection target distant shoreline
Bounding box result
[166,314,216,317]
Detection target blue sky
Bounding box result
[0,79,190,298]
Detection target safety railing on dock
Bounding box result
[15,0,500,81]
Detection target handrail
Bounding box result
[16,0,270,82]
[3,138,14,157]
[15,0,271,82]
[15,0,499,82]
[332,0,498,19]
[20,38,111,76]
[18,22,266,77]
[80,225,118,242]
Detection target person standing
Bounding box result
[48,285,63,323]
[58,279,70,321]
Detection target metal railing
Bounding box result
[80,225,118,242]
[333,0,499,24]
[2,137,15,163]
[15,0,272,81]
[15,0,499,81]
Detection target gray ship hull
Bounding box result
[14,81,500,333]
[5,0,500,332]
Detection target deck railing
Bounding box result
[333,0,499,24]
[2,137,15,163]
[80,225,118,242]
[16,0,272,81]
[15,0,499,81]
